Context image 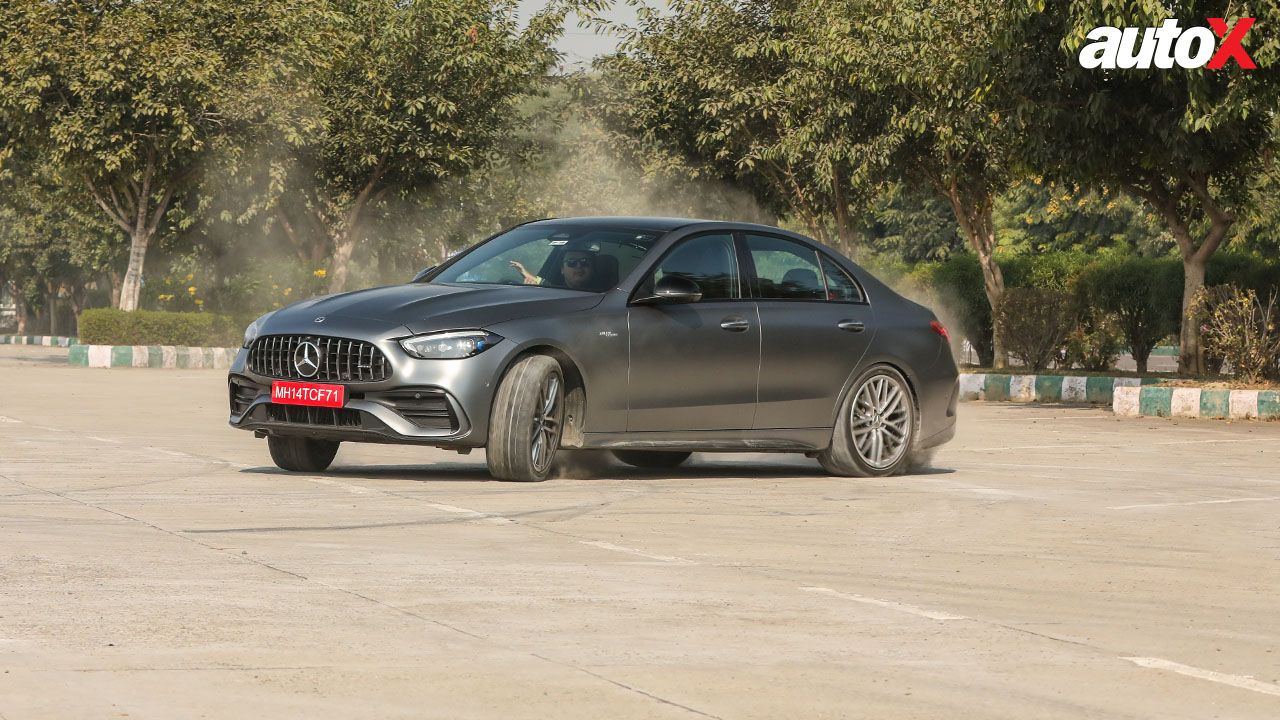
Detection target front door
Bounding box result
[626,232,760,431]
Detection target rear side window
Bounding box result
[745,234,825,300]
[820,256,864,302]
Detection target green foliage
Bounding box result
[995,287,1077,371]
[861,184,965,262]
[1075,256,1182,372]
[919,254,995,366]
[256,0,566,291]
[1191,286,1280,383]
[994,180,1167,255]
[79,309,239,347]
[1061,313,1125,372]
[0,0,323,309]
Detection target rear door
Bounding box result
[744,233,874,429]
[626,232,760,431]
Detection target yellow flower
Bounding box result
[284,287,292,295]
[313,269,327,279]
[185,273,194,282]
[194,299,204,306]
[188,286,197,295]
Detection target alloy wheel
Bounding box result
[849,373,912,470]
[530,373,562,473]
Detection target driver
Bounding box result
[510,249,597,291]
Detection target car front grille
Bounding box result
[248,335,391,382]
[263,403,363,428]
[372,388,458,430]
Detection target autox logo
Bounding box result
[1079,18,1256,69]
[293,341,321,378]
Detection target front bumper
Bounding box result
[227,335,513,447]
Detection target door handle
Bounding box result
[720,317,750,332]
[837,320,865,333]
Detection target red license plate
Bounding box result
[271,381,346,408]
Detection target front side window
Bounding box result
[431,224,661,293]
[639,233,740,301]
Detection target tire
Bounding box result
[612,450,692,469]
[487,355,565,482]
[267,436,340,472]
[818,365,917,477]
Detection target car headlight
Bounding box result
[400,330,503,359]
[242,311,277,348]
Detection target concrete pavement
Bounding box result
[1,346,1278,719]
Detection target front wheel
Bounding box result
[487,355,565,482]
[267,436,340,472]
[818,365,917,477]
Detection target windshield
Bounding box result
[430,224,663,293]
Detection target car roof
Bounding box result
[524,216,715,232]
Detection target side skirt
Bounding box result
[575,428,831,453]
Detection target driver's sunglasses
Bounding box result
[563,257,592,269]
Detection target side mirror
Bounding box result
[634,274,702,305]
[411,265,437,283]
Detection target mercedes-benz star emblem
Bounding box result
[293,341,321,378]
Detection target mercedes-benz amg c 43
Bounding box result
[228,217,958,480]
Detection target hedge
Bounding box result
[78,309,241,347]
[911,252,1280,370]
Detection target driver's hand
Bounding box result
[509,260,539,285]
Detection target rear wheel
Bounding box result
[818,365,916,477]
[487,355,564,482]
[267,436,340,473]
[612,450,691,469]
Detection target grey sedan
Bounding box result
[228,217,957,480]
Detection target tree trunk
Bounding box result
[109,271,123,309]
[70,284,87,336]
[14,290,27,334]
[327,229,356,293]
[1179,257,1207,376]
[944,186,1007,369]
[1135,355,1149,375]
[1122,175,1233,377]
[326,163,386,294]
[832,166,855,257]
[47,284,58,336]
[117,229,152,311]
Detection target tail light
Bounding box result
[930,320,950,341]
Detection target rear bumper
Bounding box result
[918,377,958,450]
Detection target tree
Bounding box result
[0,0,321,311]
[0,150,119,334]
[593,0,885,256]
[598,1,1026,365]
[254,0,566,293]
[1076,256,1181,373]
[1007,1,1280,374]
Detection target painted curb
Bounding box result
[68,344,239,369]
[0,334,78,347]
[1113,386,1280,420]
[959,373,1163,403]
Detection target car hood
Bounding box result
[272,283,605,335]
